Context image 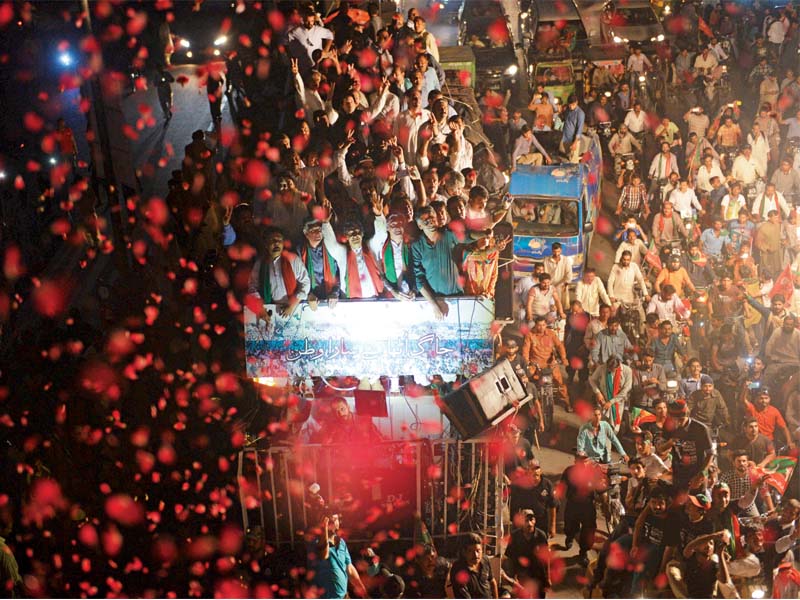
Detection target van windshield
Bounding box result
[606,5,660,26]
[511,197,580,235]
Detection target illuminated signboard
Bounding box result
[244,298,496,379]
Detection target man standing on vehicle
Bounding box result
[522,316,571,411]
[561,94,585,163]
[657,399,714,491]
[589,356,633,433]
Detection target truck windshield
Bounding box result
[535,65,574,85]
[511,198,580,235]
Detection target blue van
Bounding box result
[508,133,603,281]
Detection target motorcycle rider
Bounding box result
[669,178,704,221]
[589,356,633,433]
[731,145,764,188]
[615,228,649,266]
[608,249,649,316]
[615,174,649,220]
[655,253,698,298]
[685,240,718,288]
[715,116,742,169]
[647,284,691,328]
[751,182,791,221]
[771,157,800,202]
[624,101,648,140]
[720,182,747,224]
[522,316,571,411]
[648,141,681,197]
[695,153,725,197]
[699,218,729,261]
[651,200,688,251]
[609,124,642,171]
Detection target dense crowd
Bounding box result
[4,0,800,598]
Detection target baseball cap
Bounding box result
[688,493,712,510]
[700,374,714,385]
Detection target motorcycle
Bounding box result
[531,364,554,433]
[615,152,641,189]
[743,178,765,211]
[689,287,711,358]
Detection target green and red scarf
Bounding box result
[258,254,298,303]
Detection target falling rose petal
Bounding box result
[105,494,145,526]
[32,278,72,318]
[23,111,44,132]
[102,523,124,556]
[78,524,99,548]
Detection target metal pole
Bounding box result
[442,441,448,541]
[416,441,422,520]
[268,451,279,545]
[254,449,266,542]
[483,444,489,542]
[284,452,294,549]
[456,440,462,538]
[237,450,249,532]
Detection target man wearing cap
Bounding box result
[658,399,714,490]
[664,492,715,593]
[502,508,550,598]
[722,449,772,518]
[687,375,730,431]
[589,356,632,433]
[509,460,557,540]
[743,387,794,447]
[299,218,342,309]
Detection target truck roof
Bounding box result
[508,163,584,199]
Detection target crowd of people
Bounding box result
[5,0,800,598]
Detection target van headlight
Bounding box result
[504,64,519,77]
[657,34,665,41]
[613,35,623,43]
[214,35,228,47]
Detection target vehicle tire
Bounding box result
[539,385,554,433]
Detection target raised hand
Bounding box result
[290,57,299,76]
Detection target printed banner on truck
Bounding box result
[244,298,496,380]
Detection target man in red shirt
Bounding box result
[744,388,794,448]
[55,117,77,170]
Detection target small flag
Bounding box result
[770,264,795,302]
[698,17,714,38]
[757,456,798,496]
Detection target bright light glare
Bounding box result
[0,171,6,180]
[504,64,518,76]
[214,35,228,46]
[664,4,671,12]
[213,49,221,56]
[179,39,190,49]
[613,35,622,43]
[49,157,57,165]
[186,50,193,58]
[639,75,646,82]
[752,591,765,599]
[520,11,529,18]
[657,34,665,41]
[58,52,73,67]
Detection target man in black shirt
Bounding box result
[502,509,550,598]
[560,451,601,567]
[731,417,776,468]
[657,399,714,490]
[682,530,733,598]
[450,533,498,599]
[403,544,451,599]
[664,492,715,588]
[508,460,558,539]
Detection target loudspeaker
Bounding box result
[440,359,530,439]
[354,389,388,417]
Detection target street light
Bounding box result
[58,51,73,67]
